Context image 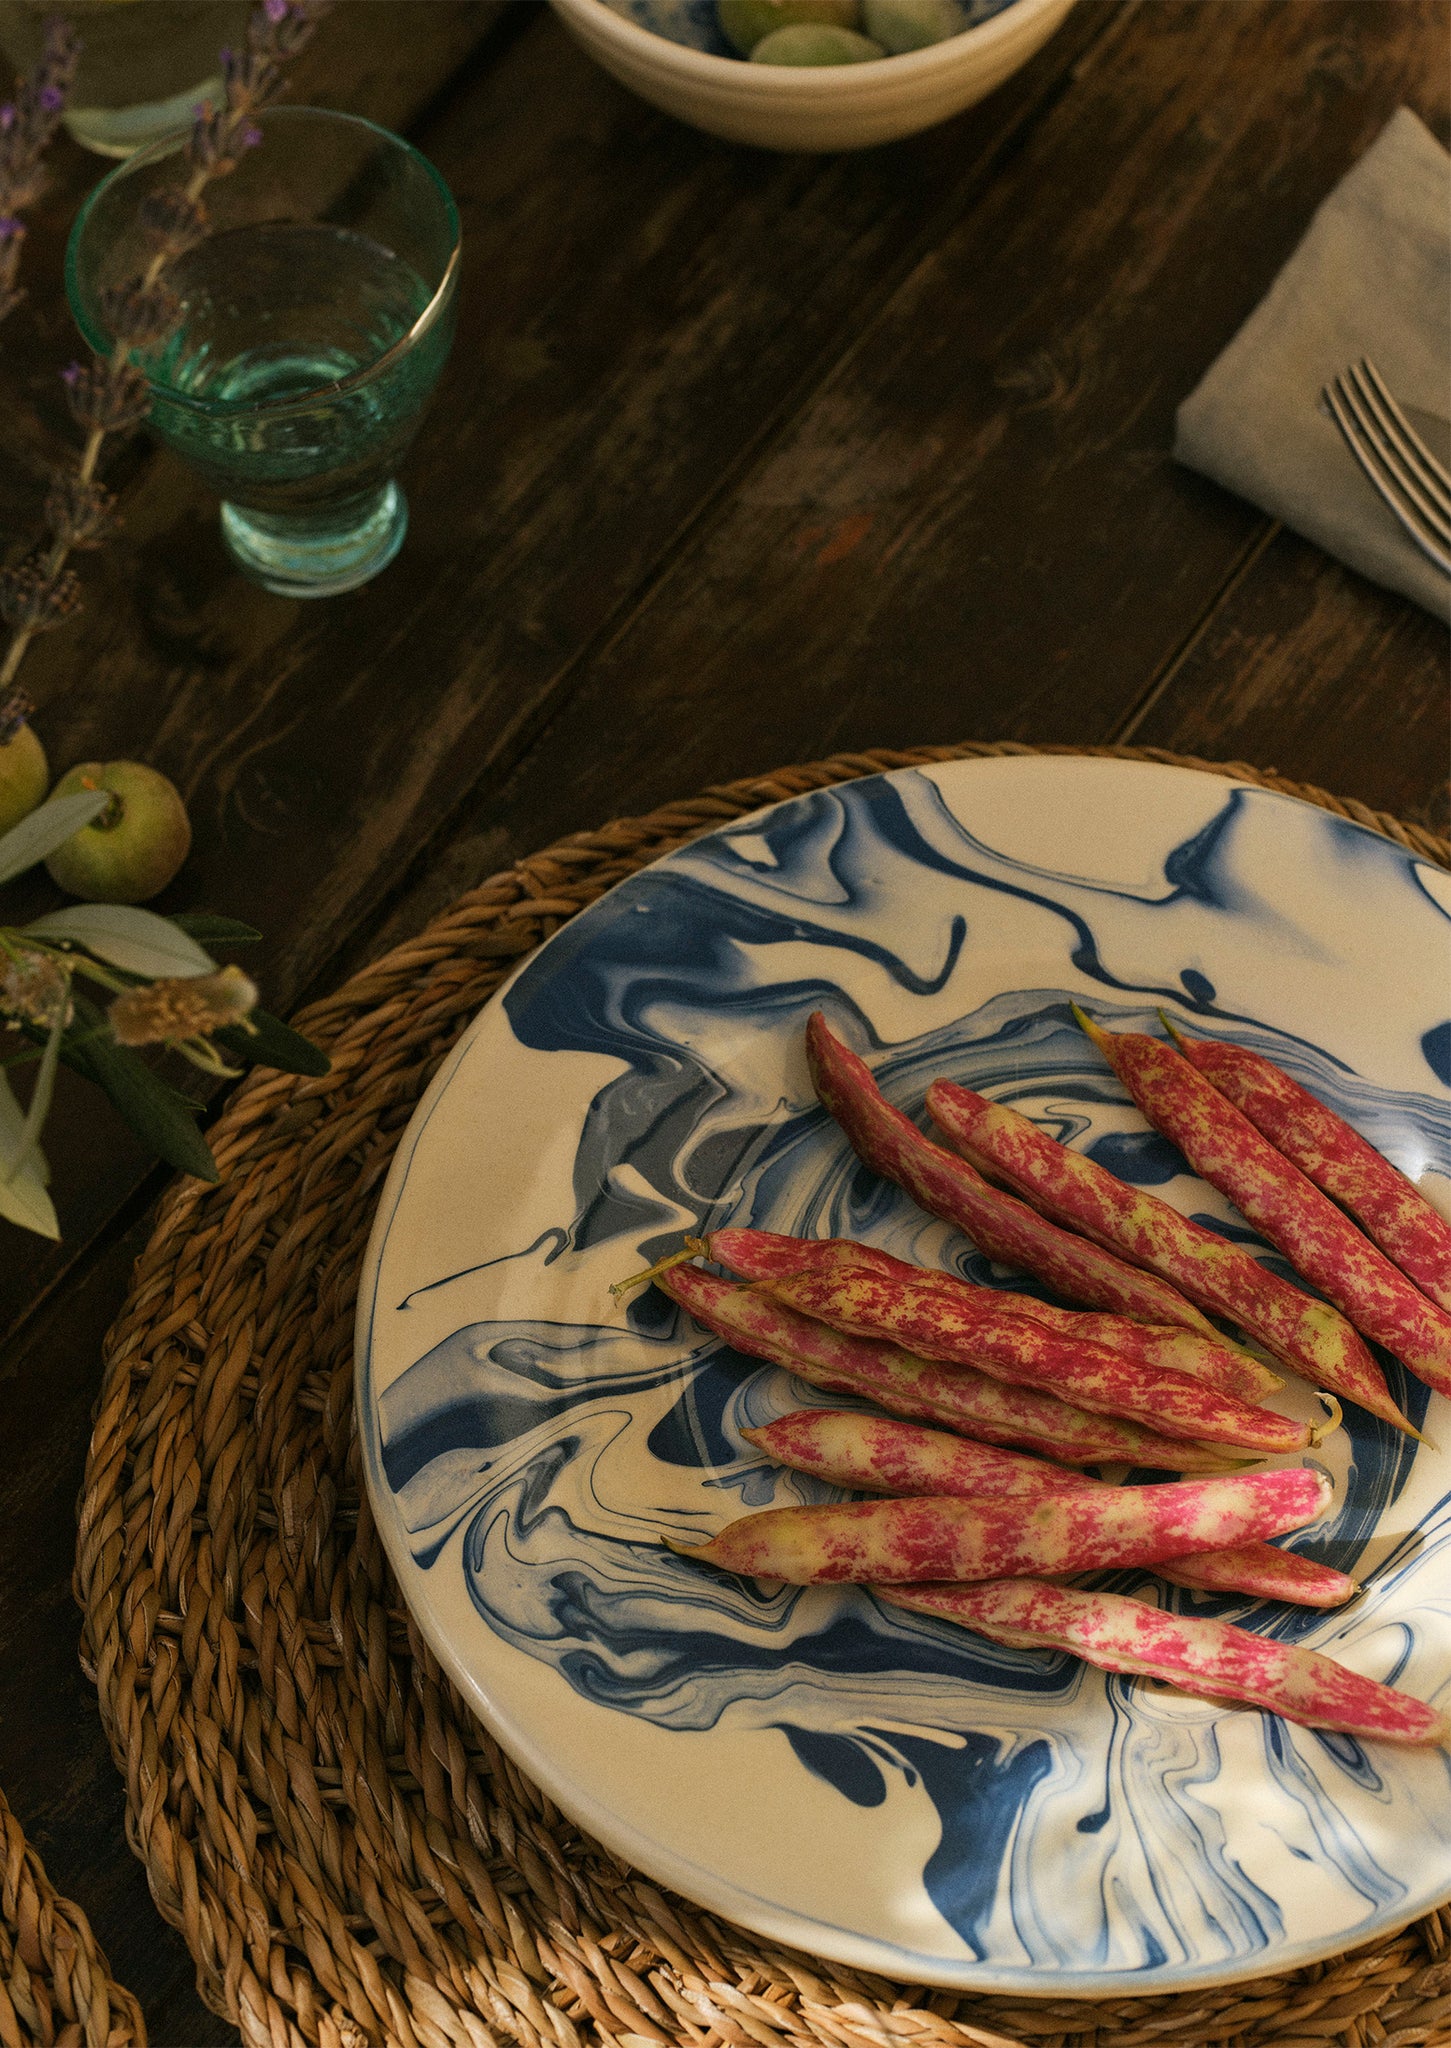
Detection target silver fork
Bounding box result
[1321,357,1451,577]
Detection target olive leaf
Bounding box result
[0,1067,48,1183]
[0,788,112,886]
[0,1069,58,1237]
[7,1009,63,1177]
[214,1007,331,1077]
[23,902,217,980]
[169,913,262,946]
[62,996,218,1183]
[0,1154,58,1236]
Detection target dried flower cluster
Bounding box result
[0,945,71,1030]
[108,962,257,1048]
[0,0,334,698]
[0,14,78,325]
[0,784,327,1238]
[0,687,28,745]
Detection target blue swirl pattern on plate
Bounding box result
[358,757,1451,1993]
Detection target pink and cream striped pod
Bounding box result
[745,1408,1355,1607]
[662,1265,1242,1471]
[880,1580,1448,1745]
[1170,1030,1451,1316]
[668,1467,1332,1583]
[805,1013,1222,1338]
[927,1075,1412,1435]
[766,1253,1319,1454]
[705,1226,1279,1403]
[1079,1016,1451,1400]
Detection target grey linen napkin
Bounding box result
[1175,107,1451,623]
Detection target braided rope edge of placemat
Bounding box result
[1,1783,146,2048]
[71,743,1451,2048]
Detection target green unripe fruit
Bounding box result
[863,0,969,50]
[0,718,48,839]
[45,760,192,904]
[718,0,858,54]
[750,21,884,59]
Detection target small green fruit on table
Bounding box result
[45,760,192,903]
[0,698,49,837]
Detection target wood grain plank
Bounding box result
[353,0,1446,887]
[0,0,1112,1339]
[1119,518,1451,836]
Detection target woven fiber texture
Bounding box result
[0,1783,146,2048]
[75,744,1451,2048]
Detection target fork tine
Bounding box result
[1336,369,1451,547]
[1323,377,1451,577]
[1351,359,1451,521]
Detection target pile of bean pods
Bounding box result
[626,1009,1451,1745]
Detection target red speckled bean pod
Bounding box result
[767,1254,1316,1453]
[879,1580,1448,1746]
[1080,1015,1451,1400]
[663,1266,1242,1470]
[745,1409,1355,1607]
[1173,1030,1451,1317]
[706,1228,1279,1403]
[805,1013,1222,1340]
[668,1468,1332,1583]
[744,1407,1094,1500]
[928,1077,1410,1434]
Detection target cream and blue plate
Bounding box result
[357,755,1451,1993]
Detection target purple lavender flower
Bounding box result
[38,85,63,113]
[0,106,15,133]
[265,0,292,21]
[0,217,21,244]
[60,362,80,387]
[239,121,263,148]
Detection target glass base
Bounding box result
[64,76,221,159]
[219,483,408,598]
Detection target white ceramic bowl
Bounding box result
[546,0,1078,151]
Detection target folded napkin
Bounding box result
[1175,107,1451,622]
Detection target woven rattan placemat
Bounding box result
[1,1782,144,2048]
[74,744,1451,2048]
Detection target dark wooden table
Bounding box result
[0,2,1446,2038]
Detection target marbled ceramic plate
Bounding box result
[357,756,1451,1995]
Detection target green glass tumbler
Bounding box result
[66,107,460,597]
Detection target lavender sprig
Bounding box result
[0,0,333,697]
[0,14,79,326]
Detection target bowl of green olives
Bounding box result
[546,0,1076,150]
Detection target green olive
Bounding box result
[44,760,192,904]
[863,0,970,50]
[717,0,859,55]
[749,21,885,59]
[0,721,48,840]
